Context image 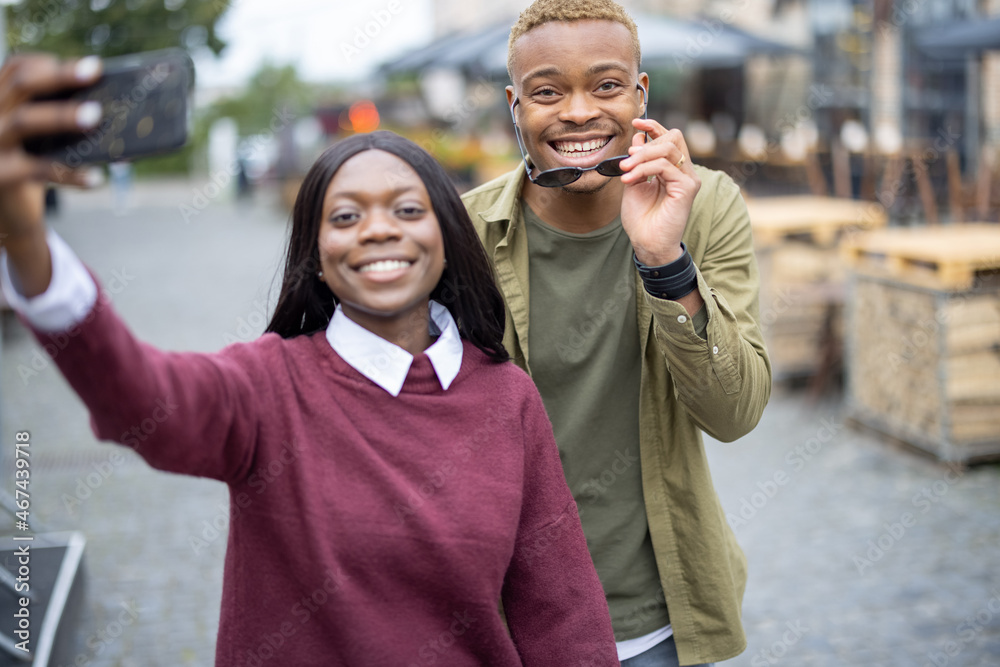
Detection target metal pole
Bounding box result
[966,54,981,178]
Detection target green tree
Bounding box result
[208,62,315,137]
[142,62,316,178]
[5,0,230,58]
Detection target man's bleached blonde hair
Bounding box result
[507,0,642,79]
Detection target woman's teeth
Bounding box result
[359,260,412,273]
[553,138,610,156]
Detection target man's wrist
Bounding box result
[633,243,698,300]
[633,244,684,266]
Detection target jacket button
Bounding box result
[677,315,687,324]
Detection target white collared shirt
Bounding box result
[1,231,464,398]
[1,229,99,332]
[326,300,463,397]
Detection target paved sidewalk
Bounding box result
[708,392,1000,667]
[1,179,998,666]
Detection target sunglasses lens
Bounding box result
[532,156,630,187]
[535,168,583,187]
[595,156,627,177]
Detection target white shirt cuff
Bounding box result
[1,229,98,332]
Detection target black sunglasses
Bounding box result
[509,83,648,188]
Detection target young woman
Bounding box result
[0,55,619,666]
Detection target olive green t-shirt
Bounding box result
[523,203,670,640]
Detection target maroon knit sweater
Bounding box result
[34,293,619,666]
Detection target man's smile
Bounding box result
[550,136,612,157]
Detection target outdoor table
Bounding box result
[743,195,888,389]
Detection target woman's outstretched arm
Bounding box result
[0,54,269,483]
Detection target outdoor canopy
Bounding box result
[914,15,1000,58]
[378,12,804,78]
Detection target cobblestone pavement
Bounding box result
[1,179,998,666]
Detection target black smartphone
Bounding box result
[23,48,194,166]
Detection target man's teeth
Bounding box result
[554,138,610,156]
[359,260,412,273]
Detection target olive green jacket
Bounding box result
[461,166,771,665]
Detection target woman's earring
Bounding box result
[442,258,448,269]
[317,271,324,279]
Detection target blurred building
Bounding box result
[391,0,813,186]
[433,0,809,36]
[382,0,1000,207]
[814,0,998,161]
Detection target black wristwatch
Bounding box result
[633,243,699,300]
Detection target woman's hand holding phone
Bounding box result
[0,54,103,297]
[22,49,194,166]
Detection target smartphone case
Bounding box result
[24,48,194,165]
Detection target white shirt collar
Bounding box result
[326,300,464,397]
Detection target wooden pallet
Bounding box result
[756,239,849,382]
[845,273,1000,464]
[845,414,1000,467]
[842,223,1000,290]
[747,195,888,248]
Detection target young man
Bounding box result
[461,1,772,665]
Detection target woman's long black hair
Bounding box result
[265,131,509,362]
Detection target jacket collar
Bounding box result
[477,168,528,230]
